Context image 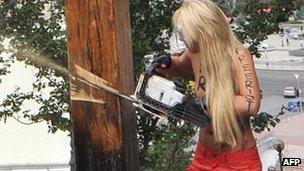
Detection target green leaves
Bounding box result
[140,116,197,170]
[0,88,34,123]
[251,106,286,133]
[0,0,68,133]
[233,0,294,57]
[130,0,182,76]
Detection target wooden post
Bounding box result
[65,0,139,170]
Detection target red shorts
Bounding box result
[187,142,262,171]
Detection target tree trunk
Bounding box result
[65,0,139,170]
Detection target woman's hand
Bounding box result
[152,54,172,70]
[151,54,172,76]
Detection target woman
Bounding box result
[157,0,262,170]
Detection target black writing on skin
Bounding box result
[238,52,255,114]
[245,80,253,89]
[242,64,250,72]
[245,95,255,113]
[238,55,246,62]
[197,69,206,91]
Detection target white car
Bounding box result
[284,87,299,98]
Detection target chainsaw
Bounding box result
[27,50,210,127]
[130,56,210,127]
[72,55,211,127]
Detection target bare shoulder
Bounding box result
[235,46,253,60]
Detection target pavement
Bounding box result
[253,26,304,170]
[253,28,304,71]
[255,114,304,170]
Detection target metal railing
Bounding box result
[257,132,275,148]
[0,163,69,171]
[254,60,304,71]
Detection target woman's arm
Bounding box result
[158,49,193,77]
[234,48,261,116]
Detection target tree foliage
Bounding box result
[0,0,295,170]
[0,0,70,132]
[232,0,294,57]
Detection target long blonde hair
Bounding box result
[173,0,242,147]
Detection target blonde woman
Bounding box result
[155,0,262,170]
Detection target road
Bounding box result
[256,70,304,170]
[256,69,304,116]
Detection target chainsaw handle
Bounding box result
[146,54,172,75]
[145,62,160,75]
